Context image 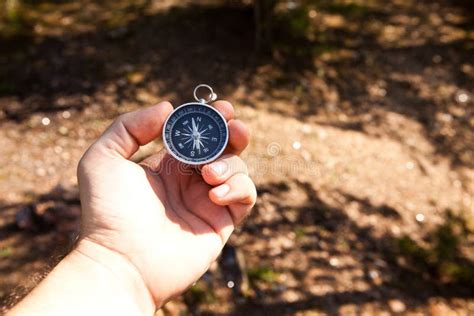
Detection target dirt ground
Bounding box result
[0,0,473,314]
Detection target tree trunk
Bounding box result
[254,0,278,52]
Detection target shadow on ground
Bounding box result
[0,1,473,313]
[0,3,257,118]
[0,0,472,169]
[226,180,474,315]
[0,185,80,311]
[0,180,472,313]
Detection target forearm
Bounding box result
[7,239,155,316]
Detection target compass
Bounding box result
[163,85,229,165]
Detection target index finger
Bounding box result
[212,100,249,155]
[212,100,234,121]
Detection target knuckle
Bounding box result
[77,149,92,173]
[116,112,130,124]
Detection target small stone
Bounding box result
[432,55,442,63]
[56,97,67,106]
[329,257,339,267]
[437,113,452,123]
[292,141,301,150]
[369,270,382,285]
[416,213,425,222]
[117,78,127,87]
[59,126,69,135]
[127,71,145,84]
[282,289,299,302]
[36,168,46,177]
[62,111,71,119]
[389,299,406,313]
[286,1,298,10]
[308,9,317,18]
[454,90,469,104]
[41,117,50,126]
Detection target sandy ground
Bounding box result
[0,0,473,314]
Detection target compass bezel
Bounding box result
[162,102,229,165]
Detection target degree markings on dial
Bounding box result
[165,103,228,164]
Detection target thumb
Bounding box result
[88,102,173,160]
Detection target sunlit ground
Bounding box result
[0,0,473,314]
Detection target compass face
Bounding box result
[163,103,229,165]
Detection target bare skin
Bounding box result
[8,100,256,316]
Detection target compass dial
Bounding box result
[163,103,229,165]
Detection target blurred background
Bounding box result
[0,0,473,314]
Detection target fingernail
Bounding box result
[213,184,230,198]
[210,161,227,176]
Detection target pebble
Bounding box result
[282,289,299,302]
[308,9,317,18]
[329,257,339,267]
[36,168,47,177]
[369,270,379,279]
[369,270,382,285]
[388,299,406,313]
[41,117,51,126]
[454,90,469,104]
[292,141,301,150]
[286,1,298,10]
[416,213,425,222]
[432,55,442,63]
[62,111,71,119]
[59,126,69,135]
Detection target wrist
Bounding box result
[9,239,156,316]
[72,238,156,315]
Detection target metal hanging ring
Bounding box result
[193,84,217,104]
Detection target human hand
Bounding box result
[76,101,255,310]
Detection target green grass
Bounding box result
[396,209,474,285]
[186,282,216,304]
[0,0,32,38]
[0,247,13,258]
[5,0,22,22]
[294,226,307,239]
[247,266,280,284]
